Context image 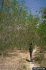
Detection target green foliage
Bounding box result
[36,7,46,53]
[0,1,46,67]
[40,7,46,19]
[0,0,40,52]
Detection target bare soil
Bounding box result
[0,46,40,70]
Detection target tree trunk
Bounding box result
[2,52,4,58]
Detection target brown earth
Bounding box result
[0,46,40,70]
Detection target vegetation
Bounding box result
[34,6,46,67]
[0,0,37,52]
[0,0,46,67]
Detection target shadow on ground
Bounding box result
[26,59,31,62]
[0,52,18,57]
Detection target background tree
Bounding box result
[37,7,46,52]
[34,7,46,66]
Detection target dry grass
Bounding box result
[0,49,29,70]
[33,47,46,67]
[1,46,45,70]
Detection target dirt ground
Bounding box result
[0,47,40,70]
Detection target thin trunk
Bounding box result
[2,51,4,58]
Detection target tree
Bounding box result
[0,0,29,56]
[40,7,46,20]
[37,7,46,52]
